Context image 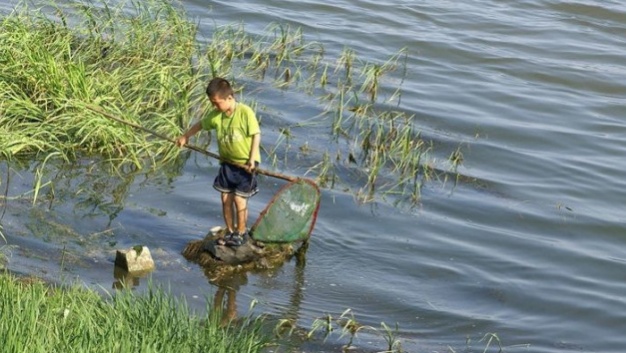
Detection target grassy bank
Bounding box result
[0,0,203,166]
[0,272,270,353]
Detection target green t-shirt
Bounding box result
[200,102,260,164]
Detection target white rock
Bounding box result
[114,246,155,273]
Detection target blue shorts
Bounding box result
[213,163,259,198]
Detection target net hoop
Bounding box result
[250,178,320,243]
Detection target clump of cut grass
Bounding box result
[0,0,205,165]
[0,0,213,204]
[0,273,271,353]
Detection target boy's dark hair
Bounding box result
[206,77,234,98]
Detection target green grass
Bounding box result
[0,273,271,353]
[0,0,203,165]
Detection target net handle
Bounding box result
[87,105,300,183]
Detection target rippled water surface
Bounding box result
[2,1,626,352]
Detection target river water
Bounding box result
[2,1,626,352]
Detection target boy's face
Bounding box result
[209,94,234,114]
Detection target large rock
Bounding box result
[182,227,308,275]
[114,246,155,273]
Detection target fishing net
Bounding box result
[250,178,320,243]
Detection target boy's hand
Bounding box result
[176,122,201,147]
[176,135,187,147]
[245,160,256,173]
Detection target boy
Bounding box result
[176,77,261,247]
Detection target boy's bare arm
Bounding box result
[176,121,202,147]
[247,133,261,171]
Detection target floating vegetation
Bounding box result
[305,309,404,352]
[0,0,464,206]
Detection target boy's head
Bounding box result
[206,77,235,114]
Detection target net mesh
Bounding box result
[250,178,320,243]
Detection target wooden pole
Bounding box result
[86,105,298,183]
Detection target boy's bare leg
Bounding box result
[233,195,248,234]
[221,192,236,233]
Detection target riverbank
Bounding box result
[0,267,412,353]
[0,271,272,353]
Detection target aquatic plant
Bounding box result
[305,309,408,352]
[336,309,374,351]
[380,321,403,353]
[301,307,528,353]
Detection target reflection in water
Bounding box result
[0,156,189,229]
[285,242,307,322]
[112,265,152,290]
[200,241,309,327]
[208,270,249,326]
